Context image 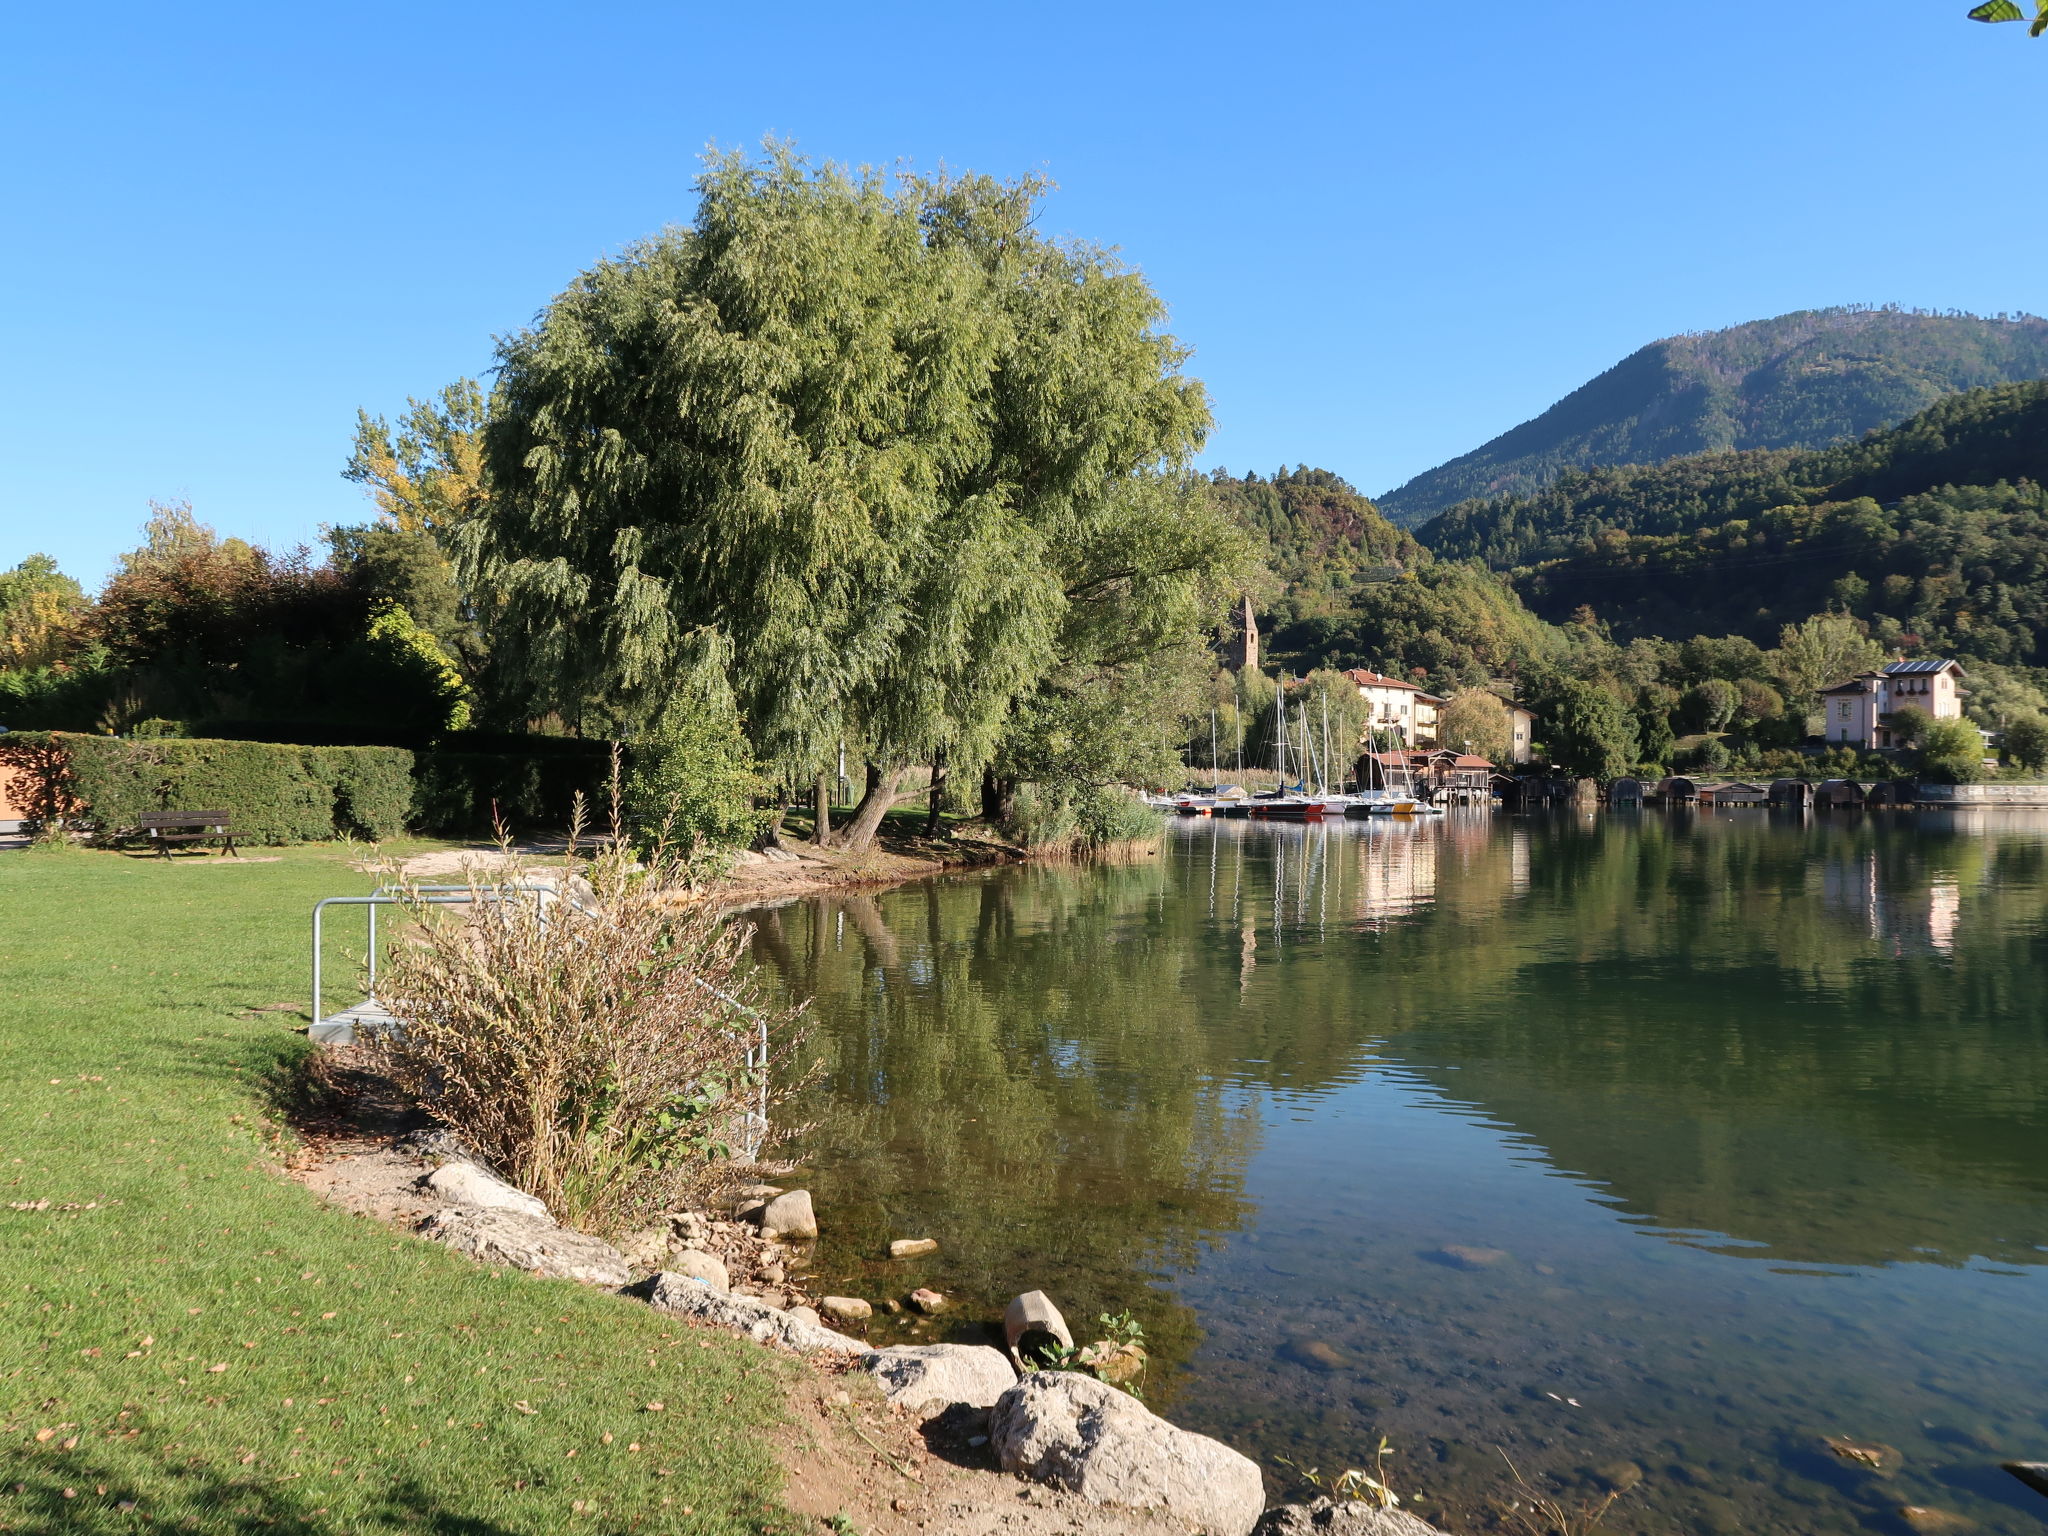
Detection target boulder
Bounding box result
[756,1189,818,1240]
[991,1371,1265,1536]
[730,1184,782,1222]
[889,1237,939,1259]
[1254,1500,1445,1536]
[786,1305,822,1327]
[821,1296,872,1324]
[1004,1290,1074,1364]
[416,1206,627,1286]
[615,1228,671,1270]
[862,1344,1017,1414]
[419,1163,549,1222]
[644,1271,863,1354]
[667,1249,730,1293]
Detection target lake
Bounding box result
[746,809,2048,1536]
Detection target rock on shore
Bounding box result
[861,1343,1016,1414]
[416,1206,629,1286]
[419,1162,550,1221]
[990,1371,1265,1536]
[644,1271,862,1354]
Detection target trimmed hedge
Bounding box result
[0,732,415,844]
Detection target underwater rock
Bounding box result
[1431,1245,1508,1270]
[890,1237,940,1259]
[1280,1337,1350,1372]
[1898,1507,1975,1535]
[1825,1436,1904,1476]
[1591,1460,1644,1493]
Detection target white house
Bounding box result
[1820,659,1967,750]
[1343,669,1432,746]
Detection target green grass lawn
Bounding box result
[0,842,792,1535]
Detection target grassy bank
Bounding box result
[0,842,790,1535]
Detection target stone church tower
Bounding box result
[1223,594,1259,672]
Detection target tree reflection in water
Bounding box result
[748,811,2048,1536]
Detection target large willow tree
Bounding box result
[466,145,1237,849]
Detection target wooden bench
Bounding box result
[138,811,239,859]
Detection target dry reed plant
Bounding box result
[365,834,805,1234]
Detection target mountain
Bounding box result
[1461,382,2048,658]
[1378,307,2048,525]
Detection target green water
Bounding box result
[747,810,2048,1535]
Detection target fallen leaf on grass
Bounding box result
[643,1401,665,1412]
[512,1402,537,1416]
[205,1364,228,1374]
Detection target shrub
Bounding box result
[367,857,805,1231]
[1003,783,1160,852]
[1917,717,1986,783]
[0,731,413,843]
[622,700,763,858]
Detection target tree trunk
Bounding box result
[923,756,949,837]
[757,801,787,850]
[980,766,1015,827]
[812,772,832,846]
[835,763,906,853]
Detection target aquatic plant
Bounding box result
[1278,1437,1404,1510]
[1494,1449,1625,1536]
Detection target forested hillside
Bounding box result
[1379,308,2048,524]
[1418,382,2048,661]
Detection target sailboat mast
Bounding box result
[1321,691,1334,795]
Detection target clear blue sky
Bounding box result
[4,2,2040,584]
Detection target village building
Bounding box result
[1359,748,1496,798]
[1496,696,1538,764]
[1342,668,1434,747]
[1819,659,1967,750]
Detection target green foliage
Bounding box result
[326,521,478,672]
[1266,560,1567,686]
[1968,0,2048,36]
[1917,717,1987,783]
[410,750,612,838]
[2000,713,2048,771]
[1001,783,1159,852]
[1437,689,1515,765]
[0,554,86,669]
[623,696,765,857]
[1541,681,1638,779]
[320,746,417,839]
[1418,382,2048,664]
[1687,678,1739,732]
[1206,467,1419,622]
[3,732,415,844]
[362,602,470,730]
[472,145,1213,818]
[1774,614,1888,697]
[343,378,490,537]
[1389,309,2048,525]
